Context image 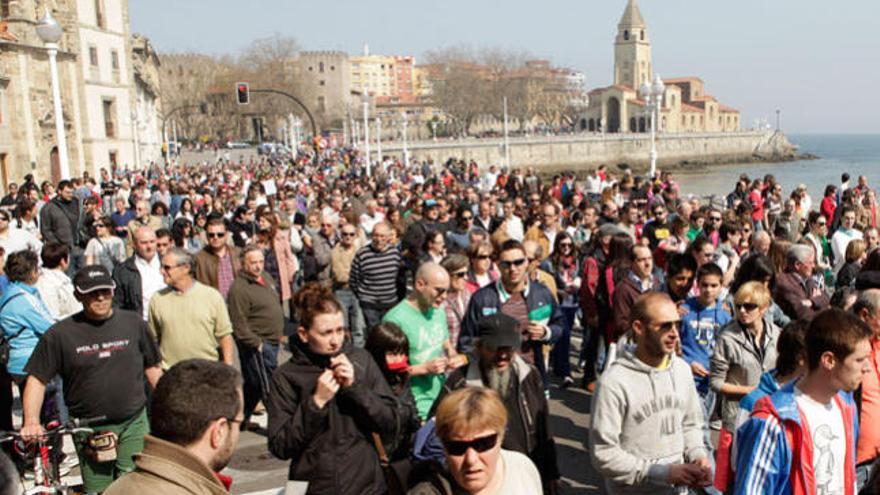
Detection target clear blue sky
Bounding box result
[130,0,880,134]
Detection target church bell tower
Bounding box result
[614,0,653,89]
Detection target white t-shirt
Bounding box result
[795,387,846,495]
[496,449,543,495]
[135,255,165,321]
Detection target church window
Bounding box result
[623,30,629,40]
[629,118,637,132]
[640,30,645,41]
[319,62,324,73]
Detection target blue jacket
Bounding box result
[0,282,56,376]
[679,296,731,395]
[459,281,562,375]
[734,380,858,495]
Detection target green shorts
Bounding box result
[73,408,149,494]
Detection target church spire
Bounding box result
[618,0,646,28]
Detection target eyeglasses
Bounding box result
[498,258,527,270]
[451,270,468,279]
[206,232,226,238]
[474,254,491,260]
[650,320,681,332]
[341,232,357,237]
[433,286,448,296]
[710,217,722,222]
[161,263,184,272]
[444,433,498,456]
[736,303,759,312]
[559,242,573,248]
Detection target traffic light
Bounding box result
[236,83,249,105]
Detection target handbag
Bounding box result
[371,432,409,495]
[85,430,118,463]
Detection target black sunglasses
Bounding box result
[444,433,498,456]
[206,232,226,238]
[737,303,759,312]
[499,258,527,270]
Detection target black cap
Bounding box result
[477,313,522,349]
[73,265,116,294]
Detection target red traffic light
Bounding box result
[236,82,249,105]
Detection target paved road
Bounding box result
[226,336,604,495]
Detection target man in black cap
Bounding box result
[21,265,163,493]
[432,312,560,492]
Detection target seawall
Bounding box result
[378,130,799,172]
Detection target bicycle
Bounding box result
[0,416,105,494]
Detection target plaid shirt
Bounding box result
[217,252,235,299]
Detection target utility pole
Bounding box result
[503,97,511,169]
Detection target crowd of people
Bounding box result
[0,145,877,495]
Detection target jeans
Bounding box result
[237,340,279,423]
[551,306,577,378]
[361,304,392,333]
[12,374,68,425]
[699,389,723,495]
[335,288,366,347]
[857,460,878,493]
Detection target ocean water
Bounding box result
[674,134,880,198]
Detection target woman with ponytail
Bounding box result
[266,283,400,495]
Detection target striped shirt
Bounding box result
[349,243,404,307]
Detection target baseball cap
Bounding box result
[73,265,116,294]
[477,313,522,349]
[423,199,439,209]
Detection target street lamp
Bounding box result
[639,74,665,179]
[401,111,409,167]
[375,117,382,168]
[362,89,371,176]
[36,9,70,180]
[430,121,438,142]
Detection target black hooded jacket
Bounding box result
[266,340,399,495]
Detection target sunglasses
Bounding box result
[559,242,573,248]
[737,303,759,312]
[207,232,226,238]
[444,433,498,456]
[451,270,468,279]
[498,258,527,270]
[474,254,491,260]
[341,232,357,237]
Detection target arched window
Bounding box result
[624,30,630,40]
[630,118,637,132]
[588,119,596,132]
[639,117,646,132]
[640,30,645,41]
[319,62,325,73]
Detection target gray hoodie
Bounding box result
[589,348,707,495]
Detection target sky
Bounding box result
[130,0,880,134]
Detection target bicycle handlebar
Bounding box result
[0,415,106,442]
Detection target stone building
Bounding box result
[583,0,740,134]
[131,33,161,167]
[0,0,158,190]
[290,51,351,129]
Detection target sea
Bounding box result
[674,134,880,198]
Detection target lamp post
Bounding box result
[639,74,665,179]
[430,121,438,142]
[36,9,70,180]
[375,117,382,168]
[362,89,371,175]
[401,111,409,167]
[502,97,511,169]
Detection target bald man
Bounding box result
[382,262,464,419]
[590,292,712,494]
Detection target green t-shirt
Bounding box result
[383,300,449,419]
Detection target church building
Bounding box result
[583,0,740,134]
